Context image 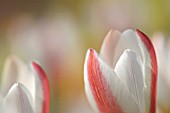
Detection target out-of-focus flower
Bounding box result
[6,14,84,112]
[84,29,157,113]
[0,55,50,113]
[152,34,170,113]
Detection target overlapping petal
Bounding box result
[114,49,144,113]
[3,83,34,113]
[1,55,35,99]
[0,55,50,113]
[84,29,157,113]
[100,30,121,66]
[84,49,140,113]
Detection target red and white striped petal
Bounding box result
[136,29,158,113]
[100,30,121,67]
[114,49,144,113]
[1,55,35,101]
[3,83,34,113]
[31,62,50,113]
[84,49,140,113]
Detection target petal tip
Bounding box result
[88,48,95,53]
[136,29,140,32]
[31,61,50,113]
[136,29,144,34]
[5,54,20,65]
[4,82,34,113]
[136,29,158,113]
[136,29,145,37]
[86,48,97,58]
[123,29,134,33]
[12,83,27,90]
[31,61,49,84]
[13,82,20,87]
[31,61,39,69]
[106,29,120,37]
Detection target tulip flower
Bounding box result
[152,34,170,113]
[0,55,50,113]
[84,29,158,113]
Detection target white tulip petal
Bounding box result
[84,49,140,113]
[1,55,20,96]
[1,55,35,103]
[100,29,121,66]
[3,83,34,113]
[112,29,143,68]
[114,49,144,113]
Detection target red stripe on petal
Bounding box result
[32,62,50,113]
[136,29,158,113]
[87,49,124,113]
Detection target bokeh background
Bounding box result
[0,0,169,113]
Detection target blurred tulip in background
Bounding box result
[152,34,170,113]
[0,55,50,113]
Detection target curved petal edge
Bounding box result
[84,48,124,113]
[32,62,50,113]
[136,29,158,113]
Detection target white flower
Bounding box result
[0,55,50,113]
[84,29,158,113]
